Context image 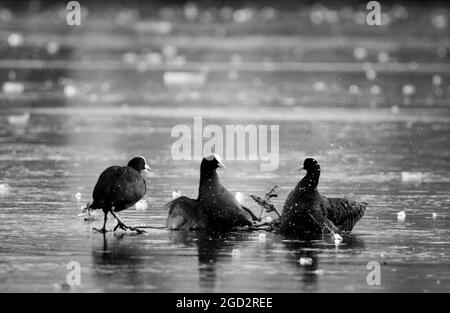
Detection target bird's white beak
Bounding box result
[298,166,305,171]
[218,161,226,169]
[142,164,152,178]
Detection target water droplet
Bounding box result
[7,33,24,47]
[0,184,11,196]
[431,14,447,29]
[135,200,148,211]
[313,81,327,92]
[397,210,406,221]
[310,10,324,25]
[334,233,343,245]
[402,84,416,96]
[64,85,77,98]
[172,190,181,199]
[258,233,266,242]
[349,85,360,94]
[8,112,30,126]
[437,47,447,58]
[377,51,390,63]
[370,85,381,95]
[432,75,442,86]
[3,82,24,94]
[299,257,313,265]
[366,69,377,81]
[353,47,368,60]
[46,41,59,55]
[401,171,422,183]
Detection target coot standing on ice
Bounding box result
[165,154,258,231]
[86,156,151,233]
[280,158,367,235]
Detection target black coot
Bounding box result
[280,158,367,236]
[87,156,151,233]
[166,154,258,231]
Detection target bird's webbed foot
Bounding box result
[113,222,146,234]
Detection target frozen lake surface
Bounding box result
[1,107,449,292]
[1,2,450,292]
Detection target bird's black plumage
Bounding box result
[280,158,367,235]
[88,156,151,232]
[166,154,256,231]
[91,166,146,212]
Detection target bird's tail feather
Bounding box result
[337,200,367,232]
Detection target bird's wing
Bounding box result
[93,166,145,210]
[92,166,119,200]
[308,204,341,235]
[323,197,367,232]
[165,196,204,230]
[93,166,128,205]
[216,185,255,222]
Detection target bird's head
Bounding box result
[299,157,320,173]
[127,156,151,174]
[201,154,225,171]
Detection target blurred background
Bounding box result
[1,0,449,109]
[0,0,449,293]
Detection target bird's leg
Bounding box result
[93,211,108,233]
[233,224,273,231]
[252,219,270,227]
[110,210,127,231]
[110,210,145,233]
[308,210,342,237]
[249,225,273,231]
